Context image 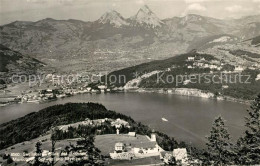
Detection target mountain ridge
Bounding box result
[0,5,259,73]
[0,44,45,84]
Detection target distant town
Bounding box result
[1,53,260,107]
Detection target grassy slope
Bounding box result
[0,134,154,156]
[0,134,162,166]
[94,134,155,155]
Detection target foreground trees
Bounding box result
[206,94,260,165]
[206,116,235,165]
[33,141,49,166]
[237,94,260,165]
[66,127,104,166]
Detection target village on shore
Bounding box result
[1,54,260,107]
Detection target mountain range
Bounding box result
[0,5,259,73]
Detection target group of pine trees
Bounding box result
[206,94,260,165]
[31,128,104,166]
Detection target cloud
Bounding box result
[186,3,206,11]
[135,0,145,4]
[112,3,117,7]
[26,0,90,5]
[225,5,252,13]
[185,0,260,3]
[181,3,206,16]
[225,5,242,12]
[184,0,211,3]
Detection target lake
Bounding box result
[0,92,249,148]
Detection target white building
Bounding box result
[222,85,229,89]
[255,74,260,81]
[110,133,164,160]
[197,62,204,67]
[133,144,162,155]
[209,64,218,69]
[161,148,189,165]
[98,85,107,90]
[151,133,156,142]
[173,148,188,165]
[204,64,209,68]
[187,57,195,61]
[234,66,244,72]
[115,142,125,152]
[128,132,136,137]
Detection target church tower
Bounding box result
[151,129,156,142]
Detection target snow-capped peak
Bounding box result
[132,5,163,28]
[98,10,129,28]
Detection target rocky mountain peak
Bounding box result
[132,5,164,28]
[139,5,153,15]
[98,10,129,27]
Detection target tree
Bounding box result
[32,141,50,166]
[6,154,13,164]
[51,129,58,166]
[206,116,235,165]
[67,132,104,166]
[34,141,43,166]
[237,94,260,165]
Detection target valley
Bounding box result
[1,1,260,165]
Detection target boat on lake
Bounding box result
[162,118,168,122]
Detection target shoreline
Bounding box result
[125,88,251,105]
[0,87,251,108]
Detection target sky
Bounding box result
[0,0,260,25]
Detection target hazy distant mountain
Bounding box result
[187,34,240,51]
[236,22,260,39]
[0,5,259,72]
[196,35,260,66]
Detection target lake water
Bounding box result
[0,92,249,148]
